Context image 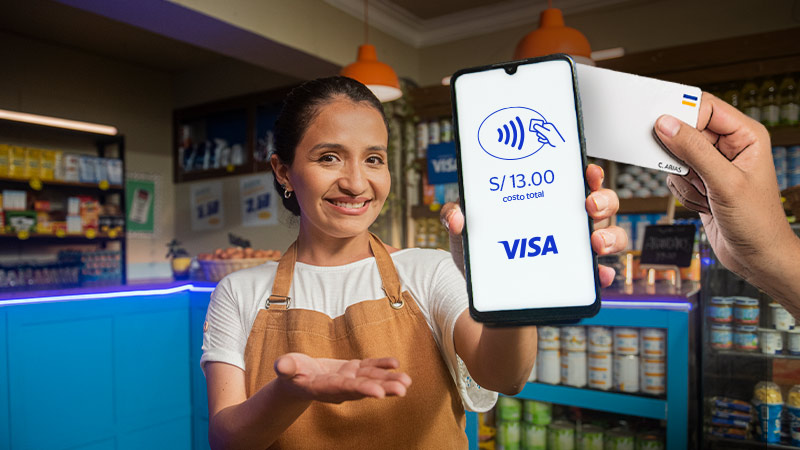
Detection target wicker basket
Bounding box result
[199,258,271,282]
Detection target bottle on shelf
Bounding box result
[722,82,740,110]
[759,77,780,127]
[741,80,761,122]
[779,74,799,126]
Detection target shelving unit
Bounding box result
[0,117,127,287]
[465,293,696,450]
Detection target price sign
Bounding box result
[17,230,29,240]
[191,182,224,230]
[29,178,42,191]
[99,180,110,191]
[240,175,277,226]
[85,229,97,239]
[640,225,696,267]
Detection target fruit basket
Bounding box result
[198,257,271,282]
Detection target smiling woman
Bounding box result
[199,76,626,449]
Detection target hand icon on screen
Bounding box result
[532,121,565,148]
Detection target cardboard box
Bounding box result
[8,146,26,179]
[78,155,95,183]
[2,190,26,211]
[62,154,80,182]
[66,215,82,234]
[0,144,9,177]
[106,159,123,185]
[6,211,36,233]
[40,150,56,181]
[25,148,41,179]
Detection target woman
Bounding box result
[201,76,626,449]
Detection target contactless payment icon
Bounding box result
[478,107,564,161]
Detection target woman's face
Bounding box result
[276,97,390,240]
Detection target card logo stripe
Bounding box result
[682,100,697,107]
[683,94,698,101]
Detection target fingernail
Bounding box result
[657,115,680,138]
[599,166,605,181]
[600,230,616,249]
[592,194,609,212]
[441,210,453,231]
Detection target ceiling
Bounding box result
[383,0,511,20]
[0,0,227,72]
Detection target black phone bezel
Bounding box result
[449,53,602,326]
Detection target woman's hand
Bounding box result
[273,353,412,404]
[440,163,627,287]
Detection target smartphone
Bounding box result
[451,54,600,325]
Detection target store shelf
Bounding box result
[410,204,442,219]
[707,436,799,449]
[0,232,124,243]
[0,177,123,193]
[515,383,667,420]
[770,126,800,147]
[712,349,800,360]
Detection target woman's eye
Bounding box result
[366,156,385,165]
[319,154,339,163]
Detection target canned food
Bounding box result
[440,118,453,142]
[788,329,800,355]
[613,354,640,393]
[497,396,522,421]
[759,328,783,355]
[497,420,521,449]
[539,326,561,350]
[640,328,666,358]
[522,423,547,450]
[578,424,603,450]
[605,427,635,450]
[710,324,733,350]
[561,351,588,388]
[588,326,613,353]
[537,349,561,384]
[771,303,795,330]
[733,297,759,325]
[547,421,575,450]
[614,327,640,355]
[428,120,441,145]
[562,326,587,352]
[588,352,613,391]
[635,432,665,450]
[640,358,666,395]
[734,325,759,351]
[523,400,552,425]
[415,122,429,158]
[708,297,733,323]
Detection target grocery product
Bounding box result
[770,303,795,331]
[710,324,733,350]
[753,381,783,443]
[497,397,522,422]
[497,420,521,449]
[523,400,552,426]
[733,297,759,325]
[613,354,640,393]
[588,352,612,391]
[788,329,800,355]
[522,423,546,450]
[733,325,758,351]
[578,424,603,450]
[537,350,560,385]
[708,297,733,323]
[613,328,639,355]
[639,328,665,358]
[639,358,665,396]
[787,385,800,446]
[560,351,587,388]
[562,326,587,352]
[588,326,613,353]
[604,427,635,450]
[547,421,575,450]
[634,431,664,450]
[758,328,782,355]
[539,326,560,350]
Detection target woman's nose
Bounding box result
[338,162,368,194]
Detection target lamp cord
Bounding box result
[364,0,369,44]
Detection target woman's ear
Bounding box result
[271,154,291,190]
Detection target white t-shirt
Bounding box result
[201,247,497,412]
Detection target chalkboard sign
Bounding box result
[640,225,696,267]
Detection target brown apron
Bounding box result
[243,233,468,449]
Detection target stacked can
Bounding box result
[522,401,551,450]
[496,396,522,450]
[613,327,640,393]
[639,328,667,396]
[537,326,561,385]
[774,146,788,190]
[708,296,733,350]
[561,326,587,388]
[732,297,760,352]
[789,146,800,188]
[587,326,613,391]
[547,420,575,450]
[577,424,603,450]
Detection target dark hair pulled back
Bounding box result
[272,76,389,216]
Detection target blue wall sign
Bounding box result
[427,142,459,185]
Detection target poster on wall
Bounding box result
[240,174,278,227]
[125,176,156,234]
[190,182,224,231]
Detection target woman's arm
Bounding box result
[442,164,626,394]
[206,354,412,449]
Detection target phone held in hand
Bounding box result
[451,54,600,326]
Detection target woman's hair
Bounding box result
[272,76,389,216]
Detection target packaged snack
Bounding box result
[39,149,56,181]
[710,417,750,429]
[754,381,783,404]
[753,381,783,443]
[710,397,753,413]
[711,409,752,422]
[0,144,9,176]
[8,146,26,178]
[62,154,80,182]
[788,385,800,446]
[25,148,41,179]
[709,426,747,440]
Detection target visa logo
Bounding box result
[431,157,457,174]
[499,235,559,259]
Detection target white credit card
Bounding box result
[576,63,701,175]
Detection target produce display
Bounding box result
[197,247,281,261]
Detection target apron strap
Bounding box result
[368,233,404,308]
[266,241,297,310]
[265,233,403,309]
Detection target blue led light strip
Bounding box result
[601,300,692,311]
[0,283,215,307]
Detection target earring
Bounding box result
[280,184,292,199]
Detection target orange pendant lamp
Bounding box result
[340,0,402,102]
[514,0,593,65]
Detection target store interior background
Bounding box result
[1,0,798,281]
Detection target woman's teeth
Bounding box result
[332,201,366,209]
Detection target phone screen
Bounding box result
[452,55,599,321]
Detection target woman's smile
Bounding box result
[326,197,371,214]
